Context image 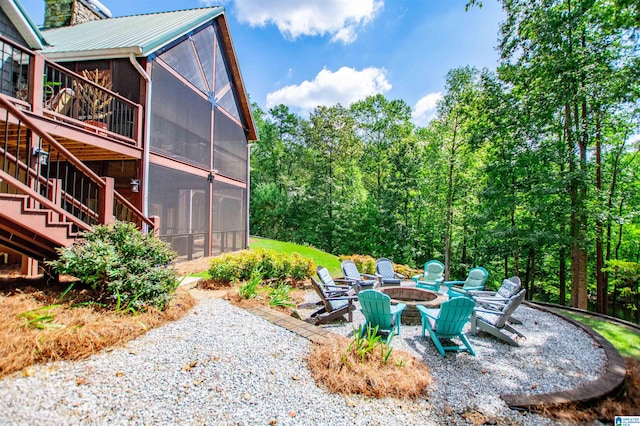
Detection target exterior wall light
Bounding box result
[207,169,219,183]
[130,179,141,192]
[32,147,49,166]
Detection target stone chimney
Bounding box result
[43,0,108,29]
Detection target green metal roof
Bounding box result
[40,7,225,61]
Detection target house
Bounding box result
[0,0,257,275]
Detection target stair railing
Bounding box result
[0,94,154,233]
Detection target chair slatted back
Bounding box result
[423,260,445,282]
[494,289,526,328]
[497,277,522,299]
[311,276,347,312]
[317,266,337,287]
[434,297,475,336]
[359,289,394,330]
[375,258,395,279]
[341,260,361,281]
[463,267,488,290]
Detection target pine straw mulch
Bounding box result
[307,334,433,399]
[0,275,196,379]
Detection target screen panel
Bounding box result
[150,63,211,168]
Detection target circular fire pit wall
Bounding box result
[379,286,448,325]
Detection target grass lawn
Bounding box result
[558,310,640,359]
[250,237,341,275]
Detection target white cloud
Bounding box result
[266,66,391,114]
[211,0,383,44]
[411,92,442,127]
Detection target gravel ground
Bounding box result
[0,290,607,425]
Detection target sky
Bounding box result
[20,0,505,126]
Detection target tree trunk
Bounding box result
[595,112,606,313]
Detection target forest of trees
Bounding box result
[248,0,640,321]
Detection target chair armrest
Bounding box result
[442,280,465,287]
[473,306,506,316]
[326,295,358,302]
[392,303,407,314]
[448,286,468,295]
[416,304,440,319]
[394,273,405,279]
[463,285,484,292]
[412,274,423,282]
[361,273,377,279]
[334,278,353,285]
[467,290,498,297]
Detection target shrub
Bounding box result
[339,254,419,278]
[208,248,314,286]
[49,222,179,311]
[339,254,376,274]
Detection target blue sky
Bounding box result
[21,0,504,126]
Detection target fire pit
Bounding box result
[379,286,448,325]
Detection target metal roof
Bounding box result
[40,7,224,61]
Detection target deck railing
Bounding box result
[0,35,140,145]
[0,94,154,233]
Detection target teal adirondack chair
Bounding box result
[443,266,489,298]
[416,297,476,357]
[358,289,406,344]
[412,260,445,292]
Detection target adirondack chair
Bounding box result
[340,259,377,293]
[358,289,406,344]
[470,276,523,324]
[412,260,445,292]
[306,274,357,325]
[469,276,521,305]
[416,297,476,357]
[316,266,353,294]
[471,289,527,346]
[443,266,489,298]
[375,257,405,287]
[49,87,75,115]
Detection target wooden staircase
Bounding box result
[0,94,155,266]
[0,193,79,260]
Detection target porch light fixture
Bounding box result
[32,147,49,166]
[207,169,219,183]
[130,179,140,193]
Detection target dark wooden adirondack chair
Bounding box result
[305,267,357,325]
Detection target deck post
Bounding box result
[98,177,115,225]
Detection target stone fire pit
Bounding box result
[379,286,448,325]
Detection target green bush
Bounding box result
[49,222,179,311]
[208,248,314,286]
[339,254,420,278]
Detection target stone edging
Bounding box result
[500,301,627,410]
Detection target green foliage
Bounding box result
[248,0,640,321]
[49,222,178,311]
[19,305,64,329]
[267,282,296,308]
[239,269,262,299]
[346,325,395,364]
[208,247,314,285]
